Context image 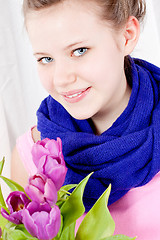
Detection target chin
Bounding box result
[67,110,94,121]
[62,102,98,121]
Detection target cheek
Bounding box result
[79,56,112,86]
[85,53,124,93]
[37,67,54,93]
[77,56,102,84]
[83,48,115,80]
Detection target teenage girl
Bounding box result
[12,0,160,238]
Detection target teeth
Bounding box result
[67,91,82,98]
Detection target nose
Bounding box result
[53,60,77,88]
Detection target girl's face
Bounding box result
[27,0,131,131]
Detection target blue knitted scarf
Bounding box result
[37,57,160,211]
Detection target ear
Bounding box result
[123,16,140,56]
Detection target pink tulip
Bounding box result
[32,138,64,165]
[25,173,57,206]
[1,191,30,224]
[23,202,61,240]
[32,138,67,190]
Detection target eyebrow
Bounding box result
[34,52,49,56]
[34,40,88,56]
[64,40,88,50]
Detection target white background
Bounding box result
[0,0,160,190]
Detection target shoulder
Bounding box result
[31,126,41,142]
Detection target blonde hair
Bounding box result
[23,0,146,29]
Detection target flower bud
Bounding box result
[32,138,67,190]
[23,202,61,240]
[1,191,30,224]
[25,173,57,206]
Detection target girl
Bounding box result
[12,0,160,238]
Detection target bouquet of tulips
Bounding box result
[0,138,136,240]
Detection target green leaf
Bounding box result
[2,222,16,240]
[15,224,38,239]
[58,184,77,199]
[60,173,93,232]
[0,176,25,192]
[2,223,37,240]
[0,214,8,231]
[58,184,77,201]
[101,235,137,240]
[0,158,5,175]
[59,222,76,240]
[3,229,37,240]
[57,184,77,209]
[0,185,7,210]
[76,184,115,240]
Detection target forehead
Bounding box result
[26,0,103,30]
[26,0,115,51]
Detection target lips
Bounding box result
[61,87,91,103]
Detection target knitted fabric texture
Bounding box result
[37,57,160,211]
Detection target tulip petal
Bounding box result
[6,191,30,213]
[1,208,21,224]
[37,155,48,172]
[25,185,45,203]
[26,201,51,215]
[46,205,61,238]
[46,140,61,157]
[57,137,63,152]
[23,209,38,238]
[46,166,67,190]
[32,211,50,240]
[32,144,49,167]
[29,174,46,192]
[39,138,50,147]
[44,179,57,205]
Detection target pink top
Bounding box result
[17,127,37,176]
[16,128,160,239]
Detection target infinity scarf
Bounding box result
[37,57,160,211]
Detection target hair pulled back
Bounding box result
[23,0,146,28]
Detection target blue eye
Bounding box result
[38,57,54,64]
[73,48,88,57]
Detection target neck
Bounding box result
[92,76,131,135]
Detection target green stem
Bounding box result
[59,189,71,195]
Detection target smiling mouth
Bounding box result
[65,91,84,98]
[61,87,91,103]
